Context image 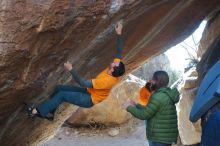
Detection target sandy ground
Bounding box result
[41,120,148,146]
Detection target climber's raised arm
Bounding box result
[115,22,123,59]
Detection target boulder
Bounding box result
[67,75,144,126]
[177,69,201,145]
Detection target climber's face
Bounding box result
[109,61,120,73]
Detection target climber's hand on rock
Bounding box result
[122,102,130,110]
[115,21,123,35]
[129,99,136,106]
[64,61,73,71]
[122,99,133,110]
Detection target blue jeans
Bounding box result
[148,141,171,146]
[37,85,93,117]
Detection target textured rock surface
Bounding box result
[0,103,78,146]
[198,11,220,58]
[177,10,220,145]
[67,75,144,126]
[197,10,220,82]
[177,68,201,145]
[196,10,220,127]
[0,0,220,145]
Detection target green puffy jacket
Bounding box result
[127,87,180,144]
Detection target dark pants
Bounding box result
[148,141,171,146]
[37,85,93,117]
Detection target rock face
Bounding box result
[197,10,220,126]
[0,103,78,146]
[197,10,220,82]
[67,75,144,126]
[177,10,220,145]
[198,11,220,59]
[0,0,220,145]
[176,69,202,145]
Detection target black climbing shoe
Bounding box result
[25,103,35,117]
[33,112,54,121]
[44,113,54,121]
[32,108,54,121]
[24,103,54,121]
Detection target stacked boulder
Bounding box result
[176,69,201,145]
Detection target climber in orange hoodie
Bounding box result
[26,22,125,121]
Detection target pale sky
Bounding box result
[165,21,207,72]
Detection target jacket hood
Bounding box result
[157,87,180,103]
